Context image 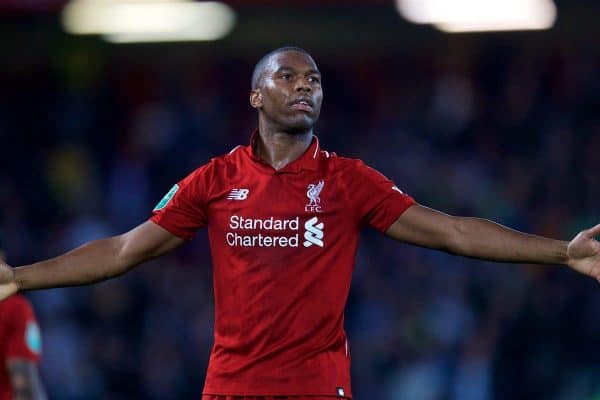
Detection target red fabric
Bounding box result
[0,294,42,400]
[202,396,344,400]
[151,134,415,397]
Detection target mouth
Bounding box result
[290,97,314,112]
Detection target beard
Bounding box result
[258,98,321,135]
[273,109,320,135]
[285,116,316,134]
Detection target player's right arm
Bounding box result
[0,221,185,301]
[6,359,47,400]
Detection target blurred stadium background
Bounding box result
[1,0,599,399]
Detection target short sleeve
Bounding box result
[350,160,415,232]
[150,162,214,240]
[5,297,42,362]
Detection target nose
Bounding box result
[294,77,311,93]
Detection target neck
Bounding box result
[256,119,313,170]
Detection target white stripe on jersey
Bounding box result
[313,137,320,158]
[229,145,242,154]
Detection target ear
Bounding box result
[250,89,263,109]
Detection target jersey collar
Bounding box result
[246,129,321,173]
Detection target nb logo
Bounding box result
[227,188,249,200]
[304,216,324,247]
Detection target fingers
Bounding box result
[587,224,600,238]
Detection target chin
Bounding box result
[284,115,317,134]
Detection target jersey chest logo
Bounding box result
[305,180,325,212]
[303,216,324,247]
[227,188,250,200]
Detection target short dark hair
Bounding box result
[251,46,312,90]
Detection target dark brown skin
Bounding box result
[250,50,323,170]
[0,49,598,302]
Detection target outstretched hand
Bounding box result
[0,261,18,301]
[567,224,600,283]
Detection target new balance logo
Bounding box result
[227,188,249,200]
[303,216,324,247]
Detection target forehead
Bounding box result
[264,51,319,74]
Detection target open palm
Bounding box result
[0,261,17,301]
[567,224,600,282]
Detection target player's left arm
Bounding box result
[6,359,47,400]
[385,204,600,281]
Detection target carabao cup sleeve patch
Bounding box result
[150,162,212,239]
[25,321,42,355]
[153,184,180,211]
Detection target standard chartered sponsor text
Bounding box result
[227,215,300,247]
[229,215,299,230]
[226,232,300,247]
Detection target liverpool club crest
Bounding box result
[305,180,324,212]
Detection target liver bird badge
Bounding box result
[305,180,324,212]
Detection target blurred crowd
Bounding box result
[1,38,599,400]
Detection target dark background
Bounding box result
[1,1,599,399]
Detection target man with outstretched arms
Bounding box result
[0,47,598,399]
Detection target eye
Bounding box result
[308,76,321,84]
[281,73,292,80]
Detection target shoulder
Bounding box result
[0,295,35,327]
[324,153,379,177]
[192,145,247,175]
[213,145,247,171]
[178,146,241,185]
[324,155,402,195]
[332,155,368,169]
[0,294,33,314]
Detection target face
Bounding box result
[250,51,323,133]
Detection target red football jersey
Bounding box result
[151,133,415,398]
[0,294,42,400]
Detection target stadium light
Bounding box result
[395,0,557,33]
[62,0,236,42]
